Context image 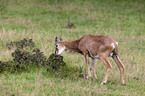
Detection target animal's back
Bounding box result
[78,34,117,56]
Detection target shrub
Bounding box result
[0,38,67,73]
[11,48,47,66]
[6,38,35,49]
[47,53,66,70]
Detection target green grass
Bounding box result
[0,0,145,95]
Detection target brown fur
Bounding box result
[63,34,118,57]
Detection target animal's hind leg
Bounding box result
[100,56,112,84]
[92,58,97,79]
[113,55,125,84]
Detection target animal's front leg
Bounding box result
[84,54,91,79]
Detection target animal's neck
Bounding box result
[63,39,82,54]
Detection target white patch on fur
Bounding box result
[95,55,100,59]
[116,42,118,45]
[110,52,113,57]
[111,43,115,49]
[58,47,65,55]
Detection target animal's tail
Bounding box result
[108,36,119,56]
[114,42,119,56]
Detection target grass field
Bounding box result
[0,0,145,95]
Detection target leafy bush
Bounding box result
[6,38,35,49]
[0,38,66,73]
[31,49,47,66]
[47,53,66,70]
[12,49,32,64]
[12,48,47,66]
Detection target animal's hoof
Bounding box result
[101,82,106,85]
[81,73,91,80]
[86,76,89,79]
[95,77,98,80]
[81,73,86,79]
[121,80,126,85]
[121,83,127,86]
[86,75,91,79]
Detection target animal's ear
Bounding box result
[59,38,62,42]
[55,37,58,43]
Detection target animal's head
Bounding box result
[55,37,66,55]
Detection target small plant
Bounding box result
[47,53,66,70]
[65,20,75,29]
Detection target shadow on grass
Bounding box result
[44,65,84,80]
[0,60,85,81]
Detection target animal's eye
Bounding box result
[55,44,59,48]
